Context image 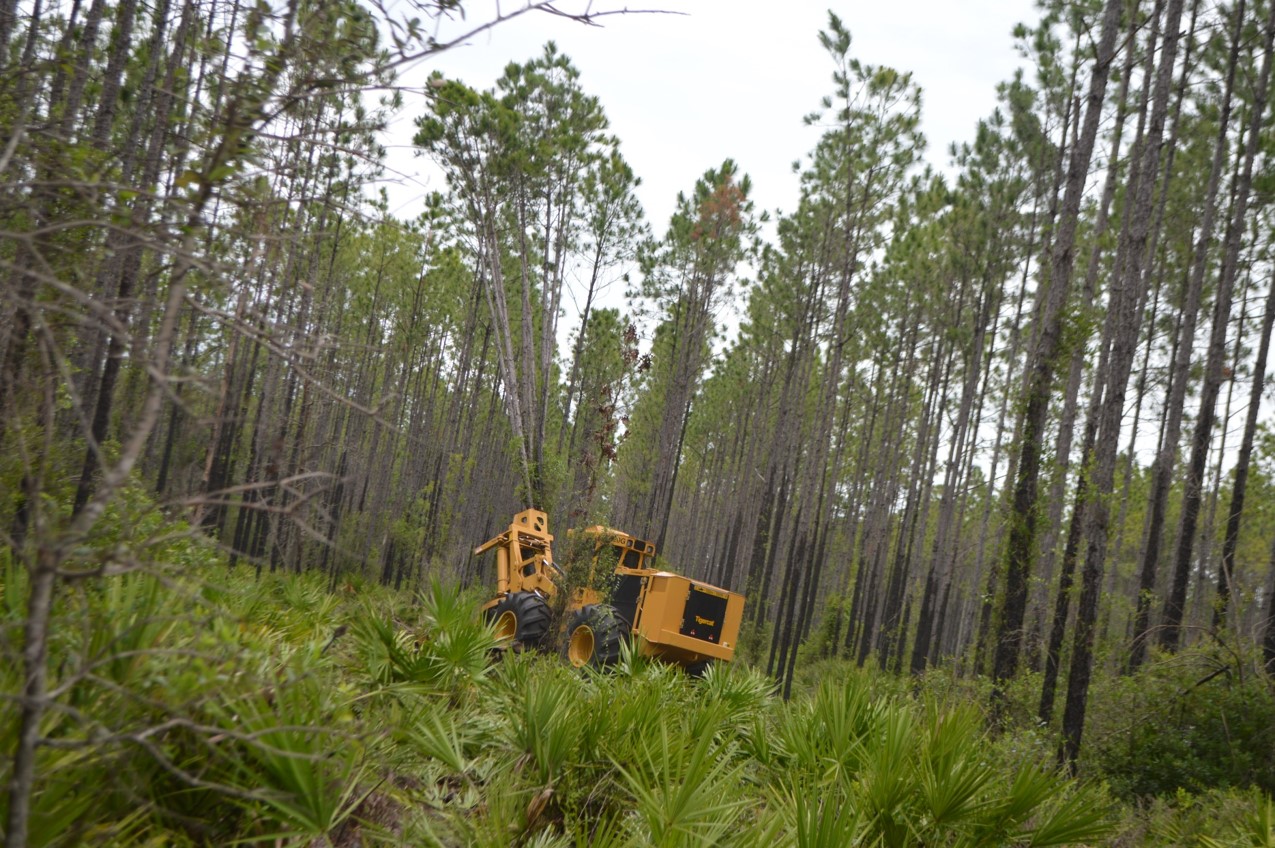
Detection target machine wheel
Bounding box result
[684,659,716,679]
[564,604,625,669]
[488,592,552,649]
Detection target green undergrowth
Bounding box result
[1110,788,1275,847]
[0,557,1268,846]
[1083,648,1275,802]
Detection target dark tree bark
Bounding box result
[1128,0,1239,668]
[1059,0,1193,767]
[990,0,1125,709]
[912,282,995,674]
[1035,8,1143,714]
[1162,0,1275,651]
[1210,269,1272,628]
[73,0,194,513]
[1264,536,1275,670]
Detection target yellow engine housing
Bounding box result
[627,572,744,664]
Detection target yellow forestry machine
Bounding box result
[473,509,745,671]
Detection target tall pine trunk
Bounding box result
[1161,1,1275,650]
[990,0,1125,706]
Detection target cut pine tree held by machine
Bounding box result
[474,509,745,672]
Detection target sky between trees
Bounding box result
[383,0,1038,232]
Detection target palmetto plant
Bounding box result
[510,675,579,786]
[613,725,749,847]
[349,580,498,698]
[778,783,869,848]
[1162,789,1275,848]
[748,676,1113,848]
[0,558,1131,847]
[212,673,372,843]
[697,661,776,720]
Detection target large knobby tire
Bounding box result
[564,604,625,669]
[488,592,552,650]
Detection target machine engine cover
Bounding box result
[634,573,744,663]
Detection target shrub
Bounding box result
[1083,647,1275,800]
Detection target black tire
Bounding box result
[487,592,552,649]
[563,604,625,669]
[684,659,716,679]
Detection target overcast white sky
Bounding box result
[380,0,1042,231]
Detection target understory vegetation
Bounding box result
[0,519,1271,846]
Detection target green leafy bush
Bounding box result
[1083,648,1275,800]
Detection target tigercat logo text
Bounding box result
[695,615,715,626]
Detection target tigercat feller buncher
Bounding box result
[474,509,745,671]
